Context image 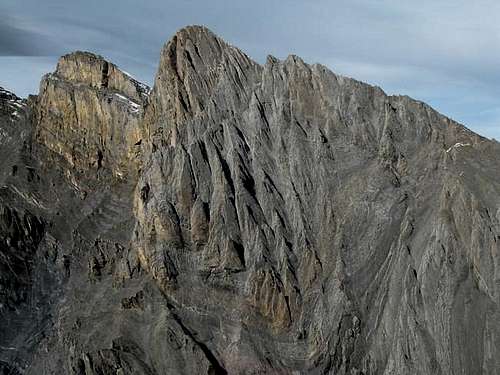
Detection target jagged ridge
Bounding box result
[0,25,499,375]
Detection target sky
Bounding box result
[0,0,499,139]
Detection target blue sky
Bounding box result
[1,0,499,139]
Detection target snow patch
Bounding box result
[114,93,141,113]
[446,142,471,153]
[122,70,134,79]
[121,70,151,96]
[10,101,25,109]
[137,84,150,96]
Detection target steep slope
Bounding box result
[34,51,149,179]
[1,26,500,374]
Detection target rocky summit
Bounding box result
[1,25,500,375]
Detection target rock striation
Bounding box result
[34,52,150,180]
[1,26,500,374]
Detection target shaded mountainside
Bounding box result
[1,25,500,374]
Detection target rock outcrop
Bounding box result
[1,26,500,375]
[34,52,150,180]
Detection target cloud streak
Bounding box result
[0,17,60,56]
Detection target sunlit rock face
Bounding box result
[34,51,150,180]
[1,26,500,375]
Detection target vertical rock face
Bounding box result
[34,52,150,179]
[1,26,500,375]
[131,26,500,375]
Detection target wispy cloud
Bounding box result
[0,16,60,56]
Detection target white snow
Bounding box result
[121,70,151,95]
[122,70,134,79]
[140,84,152,95]
[114,93,141,113]
[446,142,471,153]
[11,101,25,108]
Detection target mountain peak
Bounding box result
[54,51,150,102]
[34,51,150,178]
[146,25,261,144]
[55,51,109,88]
[172,24,220,39]
[1,24,500,375]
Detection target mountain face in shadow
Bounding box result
[1,26,500,375]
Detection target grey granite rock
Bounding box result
[1,25,500,374]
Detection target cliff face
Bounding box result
[1,26,500,375]
[34,52,149,179]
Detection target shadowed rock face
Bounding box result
[1,25,500,375]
